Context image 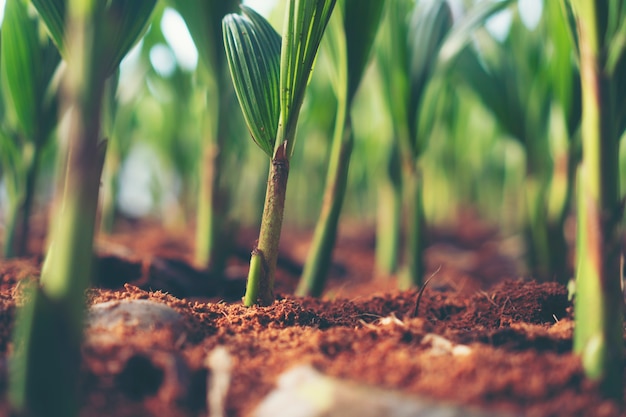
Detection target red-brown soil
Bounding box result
[0,215,624,417]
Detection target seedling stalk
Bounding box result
[567,0,625,398]
[224,1,336,305]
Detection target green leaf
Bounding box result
[223,6,282,157]
[279,0,337,156]
[545,0,581,137]
[376,0,412,138]
[0,0,59,141]
[558,0,579,61]
[343,0,385,101]
[31,0,65,54]
[1,0,39,139]
[31,0,156,77]
[0,128,24,197]
[167,0,238,78]
[407,0,453,143]
[100,0,157,76]
[437,0,515,68]
[322,4,348,100]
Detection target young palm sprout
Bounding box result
[296,0,384,297]
[563,0,626,399]
[376,0,514,287]
[224,0,336,306]
[168,0,238,274]
[9,0,156,415]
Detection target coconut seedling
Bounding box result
[223,0,337,305]
[167,0,238,274]
[562,0,626,399]
[0,0,61,259]
[9,0,156,415]
[296,0,384,297]
[376,0,513,287]
[375,0,452,287]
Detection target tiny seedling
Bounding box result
[223,0,336,305]
[296,0,384,297]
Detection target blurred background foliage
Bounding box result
[0,0,618,281]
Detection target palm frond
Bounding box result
[223,6,282,157]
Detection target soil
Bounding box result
[0,213,624,417]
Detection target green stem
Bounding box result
[3,199,19,259]
[297,104,352,297]
[3,140,43,258]
[9,4,107,415]
[547,145,576,284]
[15,144,42,257]
[99,137,119,234]
[375,141,403,276]
[375,178,402,276]
[573,3,623,397]
[99,75,120,234]
[195,136,219,267]
[244,143,290,306]
[401,164,426,289]
[195,84,231,276]
[524,176,551,281]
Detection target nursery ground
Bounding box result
[0,212,624,417]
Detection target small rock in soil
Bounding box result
[254,365,519,417]
[86,299,185,343]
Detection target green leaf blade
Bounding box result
[32,0,156,77]
[1,0,43,139]
[101,0,157,77]
[223,6,282,157]
[279,0,337,155]
[376,0,412,135]
[407,0,453,136]
[344,0,385,101]
[437,0,515,68]
[168,0,238,78]
[31,0,66,55]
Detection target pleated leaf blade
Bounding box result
[31,0,156,77]
[100,0,157,76]
[223,6,282,157]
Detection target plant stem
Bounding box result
[375,179,402,276]
[297,103,352,297]
[573,0,623,397]
[524,176,551,280]
[195,85,230,276]
[244,143,290,306]
[375,143,403,276]
[3,139,43,258]
[195,129,219,267]
[401,163,426,288]
[99,138,120,234]
[9,3,107,414]
[15,144,42,257]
